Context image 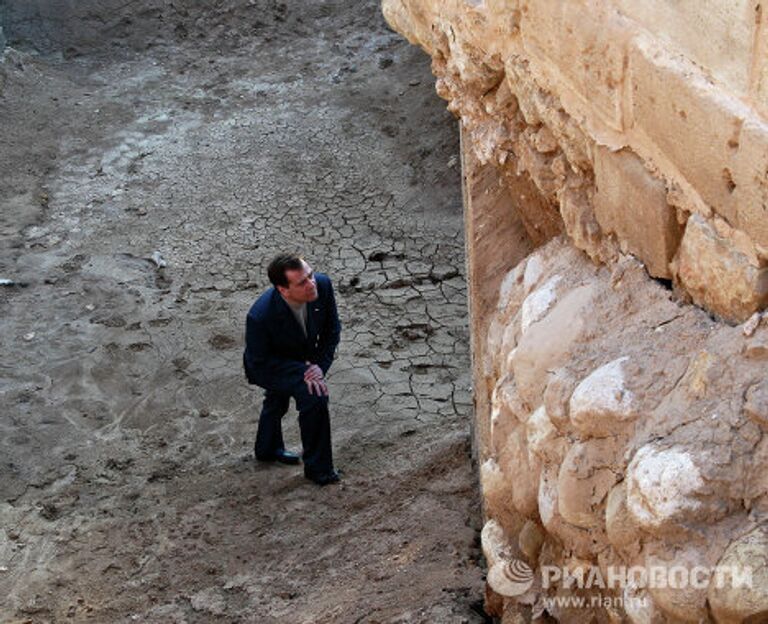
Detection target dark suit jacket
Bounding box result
[243,273,341,389]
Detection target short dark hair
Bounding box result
[267,253,304,287]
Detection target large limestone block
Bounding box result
[537,464,595,558]
[518,519,545,564]
[732,119,768,253]
[499,427,541,517]
[520,275,561,332]
[511,282,595,406]
[628,36,745,223]
[612,0,755,95]
[626,445,706,532]
[519,0,630,129]
[594,147,682,278]
[491,375,527,456]
[543,368,577,430]
[605,482,638,553]
[569,356,638,436]
[672,214,768,323]
[537,464,559,531]
[526,405,564,463]
[557,439,620,529]
[481,518,515,569]
[481,458,520,532]
[646,547,711,622]
[709,527,768,624]
[522,255,544,294]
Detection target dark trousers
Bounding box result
[254,376,334,477]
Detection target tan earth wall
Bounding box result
[384,2,768,623]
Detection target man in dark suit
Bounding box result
[243,253,342,486]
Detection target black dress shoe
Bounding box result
[256,449,301,465]
[305,470,341,486]
[275,449,301,465]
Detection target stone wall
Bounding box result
[383,0,768,324]
[384,1,768,622]
[479,241,768,623]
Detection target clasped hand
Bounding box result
[304,362,328,396]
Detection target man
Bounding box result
[243,253,342,486]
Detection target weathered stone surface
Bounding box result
[594,146,682,278]
[481,518,515,570]
[613,0,755,95]
[569,357,638,436]
[384,0,768,322]
[519,0,630,129]
[522,255,544,294]
[499,427,540,518]
[745,379,768,429]
[559,187,616,265]
[646,547,711,622]
[520,275,560,333]
[510,280,594,406]
[628,34,747,223]
[525,405,563,463]
[471,238,768,622]
[672,215,768,323]
[517,519,545,564]
[557,439,620,529]
[732,119,768,252]
[605,482,637,552]
[709,527,768,624]
[756,27,768,120]
[481,458,521,536]
[537,463,596,559]
[542,369,575,430]
[623,584,661,624]
[626,445,705,532]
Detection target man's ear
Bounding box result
[276,284,288,297]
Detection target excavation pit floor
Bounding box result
[0,2,485,622]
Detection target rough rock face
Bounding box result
[383,2,768,621]
[383,0,768,324]
[481,239,768,622]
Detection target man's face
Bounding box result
[278,260,318,303]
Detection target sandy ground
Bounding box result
[0,2,487,622]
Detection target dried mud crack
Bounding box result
[0,2,484,622]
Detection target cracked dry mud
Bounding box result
[0,2,484,622]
